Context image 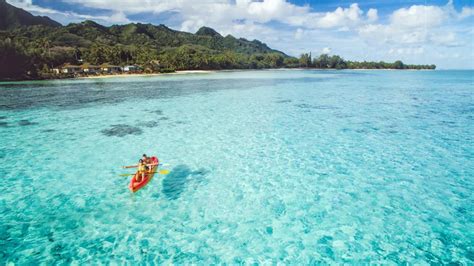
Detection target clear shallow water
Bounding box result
[0,70,473,264]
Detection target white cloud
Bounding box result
[62,0,179,14]
[180,19,205,33]
[390,4,446,28]
[388,47,424,55]
[430,32,461,47]
[358,1,472,47]
[63,0,309,25]
[107,12,130,24]
[294,28,304,40]
[246,0,308,23]
[7,0,59,15]
[6,0,130,24]
[322,47,332,54]
[459,7,474,19]
[313,4,363,28]
[58,0,379,32]
[228,22,280,43]
[367,8,378,22]
[287,3,375,30]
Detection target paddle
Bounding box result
[119,169,170,176]
[122,163,170,168]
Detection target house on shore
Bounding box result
[123,65,142,73]
[54,64,82,74]
[81,64,101,74]
[101,64,122,73]
[52,63,144,75]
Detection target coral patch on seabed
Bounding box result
[150,110,163,115]
[143,121,159,128]
[100,124,143,137]
[18,120,39,126]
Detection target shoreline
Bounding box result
[0,68,446,83]
[82,70,215,79]
[82,68,437,80]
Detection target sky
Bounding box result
[6,0,474,69]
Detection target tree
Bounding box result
[84,44,108,65]
[393,60,404,69]
[328,55,347,69]
[299,53,311,67]
[314,54,330,68]
[263,53,284,68]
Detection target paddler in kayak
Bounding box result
[123,156,157,171]
[142,154,153,171]
[123,159,147,187]
[125,155,160,192]
[123,159,148,181]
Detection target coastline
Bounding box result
[0,68,443,83]
[82,70,215,79]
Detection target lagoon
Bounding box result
[0,70,473,264]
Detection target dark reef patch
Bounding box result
[150,110,163,115]
[295,103,313,109]
[143,121,159,128]
[0,121,8,127]
[18,120,38,126]
[101,124,143,137]
[295,103,337,110]
[158,117,169,121]
[266,226,273,235]
[0,116,6,120]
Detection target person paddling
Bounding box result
[142,154,158,171]
[142,154,151,171]
[123,159,147,185]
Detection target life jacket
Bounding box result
[138,163,146,172]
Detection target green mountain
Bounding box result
[0,0,61,30]
[10,20,284,55]
[0,0,283,55]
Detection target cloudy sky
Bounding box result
[7,0,474,69]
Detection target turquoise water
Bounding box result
[0,70,473,264]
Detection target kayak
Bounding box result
[129,156,159,193]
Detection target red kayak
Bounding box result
[129,156,159,193]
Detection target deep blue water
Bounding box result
[0,70,473,264]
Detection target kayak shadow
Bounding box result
[161,164,208,200]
